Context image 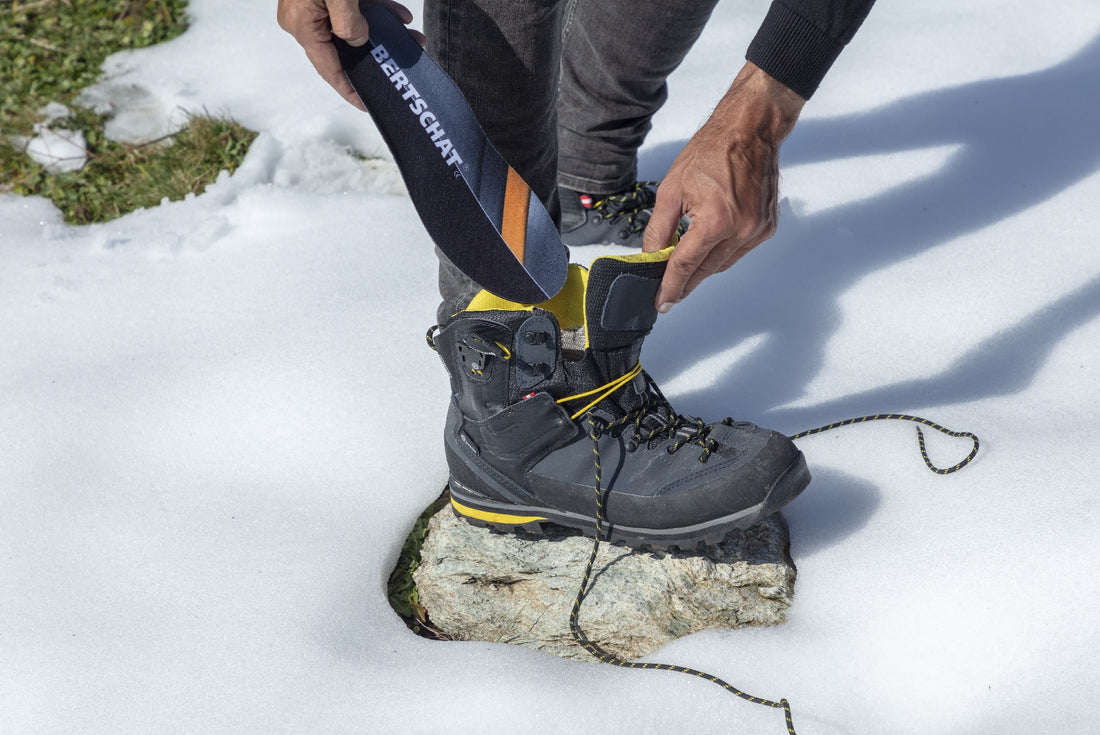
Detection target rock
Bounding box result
[413,497,796,661]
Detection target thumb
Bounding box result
[643,184,682,253]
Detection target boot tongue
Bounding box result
[584,252,667,352]
[578,251,670,413]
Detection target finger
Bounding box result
[680,245,744,298]
[302,41,368,111]
[655,228,709,311]
[678,219,774,298]
[377,0,415,24]
[643,182,683,253]
[369,1,425,45]
[328,0,371,45]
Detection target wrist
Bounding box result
[712,62,805,145]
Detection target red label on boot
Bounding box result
[579,194,593,209]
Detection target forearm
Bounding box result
[746,0,877,100]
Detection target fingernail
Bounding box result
[657,302,674,314]
[348,35,369,47]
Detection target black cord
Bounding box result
[570,412,981,735]
[790,413,979,474]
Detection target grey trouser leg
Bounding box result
[557,0,720,195]
[425,0,717,319]
[425,0,565,320]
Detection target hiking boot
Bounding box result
[559,182,659,248]
[428,249,810,549]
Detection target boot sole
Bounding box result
[448,451,810,551]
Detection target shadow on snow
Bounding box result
[638,32,1100,430]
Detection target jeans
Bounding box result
[425,0,719,318]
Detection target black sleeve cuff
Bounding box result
[746,2,847,100]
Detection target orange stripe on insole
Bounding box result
[501,168,529,264]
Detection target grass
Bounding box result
[1,0,256,224]
[388,491,451,638]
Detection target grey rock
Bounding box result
[413,501,796,661]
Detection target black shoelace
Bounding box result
[560,364,728,461]
[569,374,980,735]
[428,321,981,732]
[590,181,659,238]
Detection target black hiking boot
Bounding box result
[559,182,659,248]
[428,249,810,550]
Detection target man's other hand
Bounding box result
[277,0,421,111]
[643,62,805,312]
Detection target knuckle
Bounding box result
[670,256,699,276]
[735,217,771,244]
[329,17,352,36]
[276,4,297,31]
[329,4,362,34]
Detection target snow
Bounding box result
[19,103,89,174]
[3,1,1099,733]
[25,127,88,175]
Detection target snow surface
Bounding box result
[23,102,89,174]
[3,1,1100,733]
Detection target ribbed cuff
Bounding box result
[746,2,846,100]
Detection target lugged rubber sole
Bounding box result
[448,452,811,551]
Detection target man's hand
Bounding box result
[277,0,420,111]
[643,62,805,312]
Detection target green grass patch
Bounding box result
[1,0,257,224]
[388,491,451,638]
[4,115,257,224]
